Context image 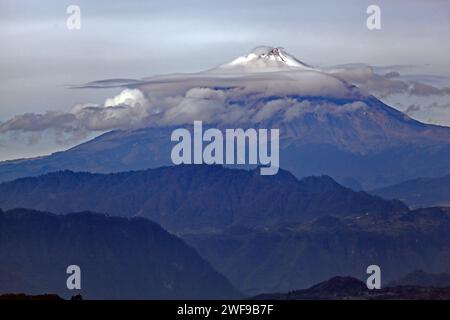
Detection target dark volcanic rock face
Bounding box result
[0,208,240,300]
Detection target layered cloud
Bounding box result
[2,47,450,143]
[0,69,364,140]
[327,64,450,98]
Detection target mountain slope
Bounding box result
[371,174,450,208]
[1,123,449,189]
[0,48,450,188]
[252,276,450,300]
[0,208,240,299]
[0,165,407,233]
[184,207,450,295]
[388,270,450,288]
[1,166,448,297]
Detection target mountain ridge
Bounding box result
[1,49,450,188]
[251,276,450,300]
[0,208,240,299]
[388,270,450,288]
[0,165,408,233]
[185,206,450,294]
[371,174,450,208]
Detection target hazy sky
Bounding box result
[1,0,450,160]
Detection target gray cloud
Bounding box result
[2,47,450,142]
[0,111,76,133]
[328,65,450,98]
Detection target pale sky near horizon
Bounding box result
[1,0,450,160]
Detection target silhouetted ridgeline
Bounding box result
[1,166,450,297]
[185,207,450,295]
[371,174,450,208]
[0,165,407,233]
[252,276,450,300]
[0,208,240,300]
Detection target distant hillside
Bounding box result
[252,276,450,300]
[0,165,407,233]
[0,208,240,299]
[388,270,450,288]
[185,207,450,295]
[371,174,450,208]
[3,166,450,297]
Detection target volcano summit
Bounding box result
[0,46,449,188]
[214,46,314,72]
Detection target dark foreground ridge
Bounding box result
[1,165,450,296]
[252,276,450,300]
[0,208,240,300]
[4,276,450,301]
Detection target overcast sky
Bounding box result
[1,0,450,160]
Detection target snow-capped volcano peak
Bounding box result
[213,46,313,73]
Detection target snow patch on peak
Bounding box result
[213,46,313,73]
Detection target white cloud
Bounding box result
[2,47,450,142]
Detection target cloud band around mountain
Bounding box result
[2,49,450,141]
